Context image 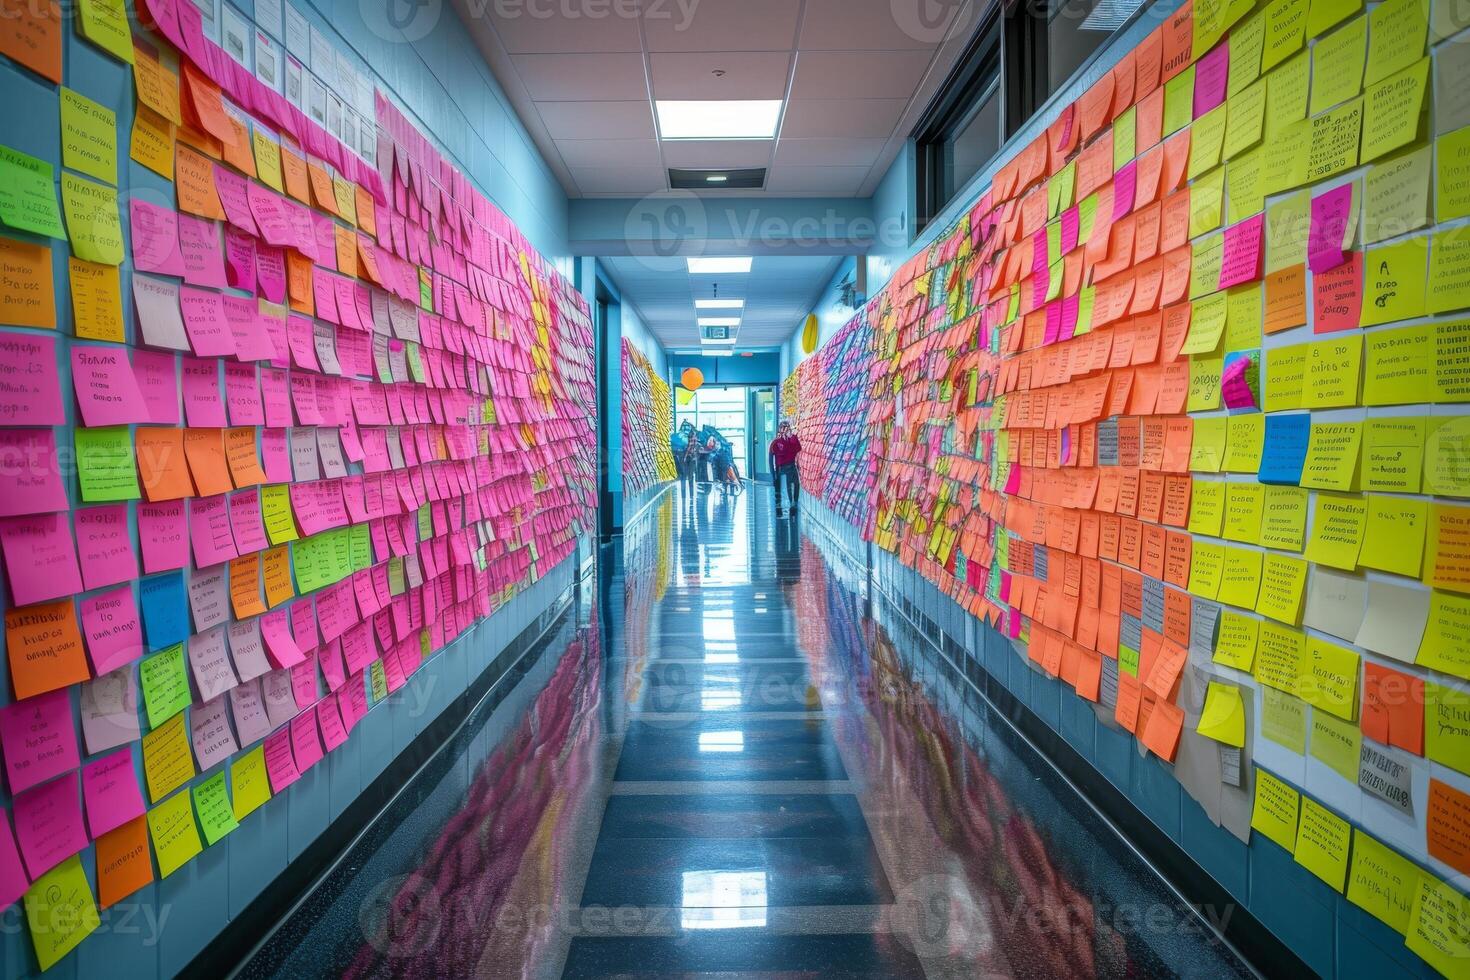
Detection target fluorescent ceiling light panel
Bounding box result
[687,257,752,274]
[704,349,735,357]
[698,317,741,327]
[695,299,744,309]
[656,100,782,140]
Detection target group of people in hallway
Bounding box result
[669,418,802,515]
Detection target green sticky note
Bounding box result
[0,145,66,238]
[76,425,139,502]
[369,660,388,701]
[261,483,299,544]
[139,643,190,729]
[60,172,123,265]
[1119,643,1140,676]
[60,87,117,186]
[406,342,425,383]
[23,856,100,971]
[76,0,134,65]
[193,770,239,845]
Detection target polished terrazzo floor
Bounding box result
[242,483,1256,979]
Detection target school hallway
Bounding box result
[234,486,1257,978]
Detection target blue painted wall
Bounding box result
[0,0,586,973]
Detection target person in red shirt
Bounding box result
[769,419,802,517]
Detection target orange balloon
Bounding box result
[681,367,704,391]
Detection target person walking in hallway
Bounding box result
[770,419,802,517]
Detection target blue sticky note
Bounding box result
[1259,413,1310,485]
[139,572,189,652]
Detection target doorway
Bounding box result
[675,386,750,480]
[749,387,776,482]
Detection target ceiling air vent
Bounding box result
[669,168,766,190]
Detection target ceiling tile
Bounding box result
[643,0,802,52]
[488,5,645,53]
[511,53,649,101]
[570,165,668,194]
[554,138,663,168]
[774,137,886,167]
[764,165,871,194]
[789,50,933,100]
[798,0,964,50]
[778,98,908,138]
[537,101,656,140]
[660,139,773,169]
[649,51,793,100]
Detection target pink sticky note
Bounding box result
[256,244,287,302]
[1218,214,1264,289]
[187,627,238,701]
[223,363,263,426]
[138,500,189,573]
[247,182,295,246]
[229,679,271,744]
[0,809,29,909]
[223,225,258,293]
[131,350,180,425]
[12,772,87,878]
[79,585,144,675]
[0,513,83,606]
[181,356,227,427]
[1193,42,1229,118]
[213,163,258,236]
[289,710,322,772]
[0,430,68,516]
[80,747,145,838]
[188,493,239,568]
[0,334,63,427]
[188,695,238,771]
[317,697,347,751]
[129,198,187,276]
[263,727,301,792]
[179,286,238,357]
[228,488,268,555]
[0,689,80,794]
[222,295,275,363]
[177,213,229,288]
[75,504,137,590]
[1309,183,1354,273]
[70,345,149,427]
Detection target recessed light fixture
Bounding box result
[695,299,744,309]
[687,257,752,274]
[706,174,728,183]
[698,317,741,327]
[656,100,782,140]
[705,349,735,357]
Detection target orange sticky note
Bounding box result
[1141,695,1185,761]
[1362,662,1424,754]
[96,815,153,908]
[175,144,225,220]
[6,599,89,699]
[1265,264,1307,333]
[1312,252,1363,333]
[1427,504,1470,594]
[224,427,268,488]
[1429,779,1470,877]
[183,429,232,497]
[286,251,315,315]
[1160,4,1194,82]
[0,0,62,84]
[1116,671,1143,732]
[228,554,267,618]
[136,428,194,501]
[307,164,338,215]
[0,237,56,329]
[262,546,294,607]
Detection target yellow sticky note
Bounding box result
[1361,58,1429,163]
[1163,65,1196,137]
[1306,96,1363,182]
[1215,612,1261,669]
[68,256,124,342]
[1347,831,1418,934]
[1226,144,1266,222]
[129,106,176,181]
[147,789,203,878]
[1366,144,1430,241]
[1267,52,1313,141]
[1427,680,1470,775]
[1306,491,1368,569]
[1226,81,1269,160]
[1224,482,1266,543]
[1188,167,1226,238]
[1265,343,1308,411]
[1294,796,1352,890]
[1188,353,1224,410]
[1362,416,1426,491]
[1437,125,1470,222]
[1262,685,1309,751]
[1231,12,1267,94]
[1367,0,1427,86]
[1189,483,1227,536]
[1220,546,1265,608]
[1418,590,1470,680]
[1190,416,1227,471]
[1113,107,1136,172]
[1309,15,1366,115]
[1434,322,1470,400]
[1407,874,1470,974]
[231,744,272,820]
[1429,227,1470,313]
[1224,282,1263,352]
[1257,552,1309,624]
[1303,334,1363,408]
[1363,322,1432,405]
[1267,190,1311,270]
[1190,539,1226,597]
[1183,289,1228,355]
[60,87,117,186]
[1191,233,1227,300]
[1198,683,1247,746]
[1426,416,1470,496]
[1362,235,1429,325]
[1255,619,1307,691]
[1224,413,1266,471]
[1264,0,1310,72]
[262,484,300,544]
[1301,635,1360,719]
[1262,485,1310,550]
[1301,420,1363,490]
[141,711,196,803]
[23,855,100,971]
[1361,495,1427,577]
[252,130,284,193]
[60,172,123,266]
[1190,105,1230,180]
[1251,767,1302,849]
[1310,707,1363,779]
[1306,0,1362,37]
[77,0,132,62]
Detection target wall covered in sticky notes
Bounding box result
[0,0,595,971]
[786,0,1470,973]
[620,339,676,495]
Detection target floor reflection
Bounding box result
[246,483,1254,979]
